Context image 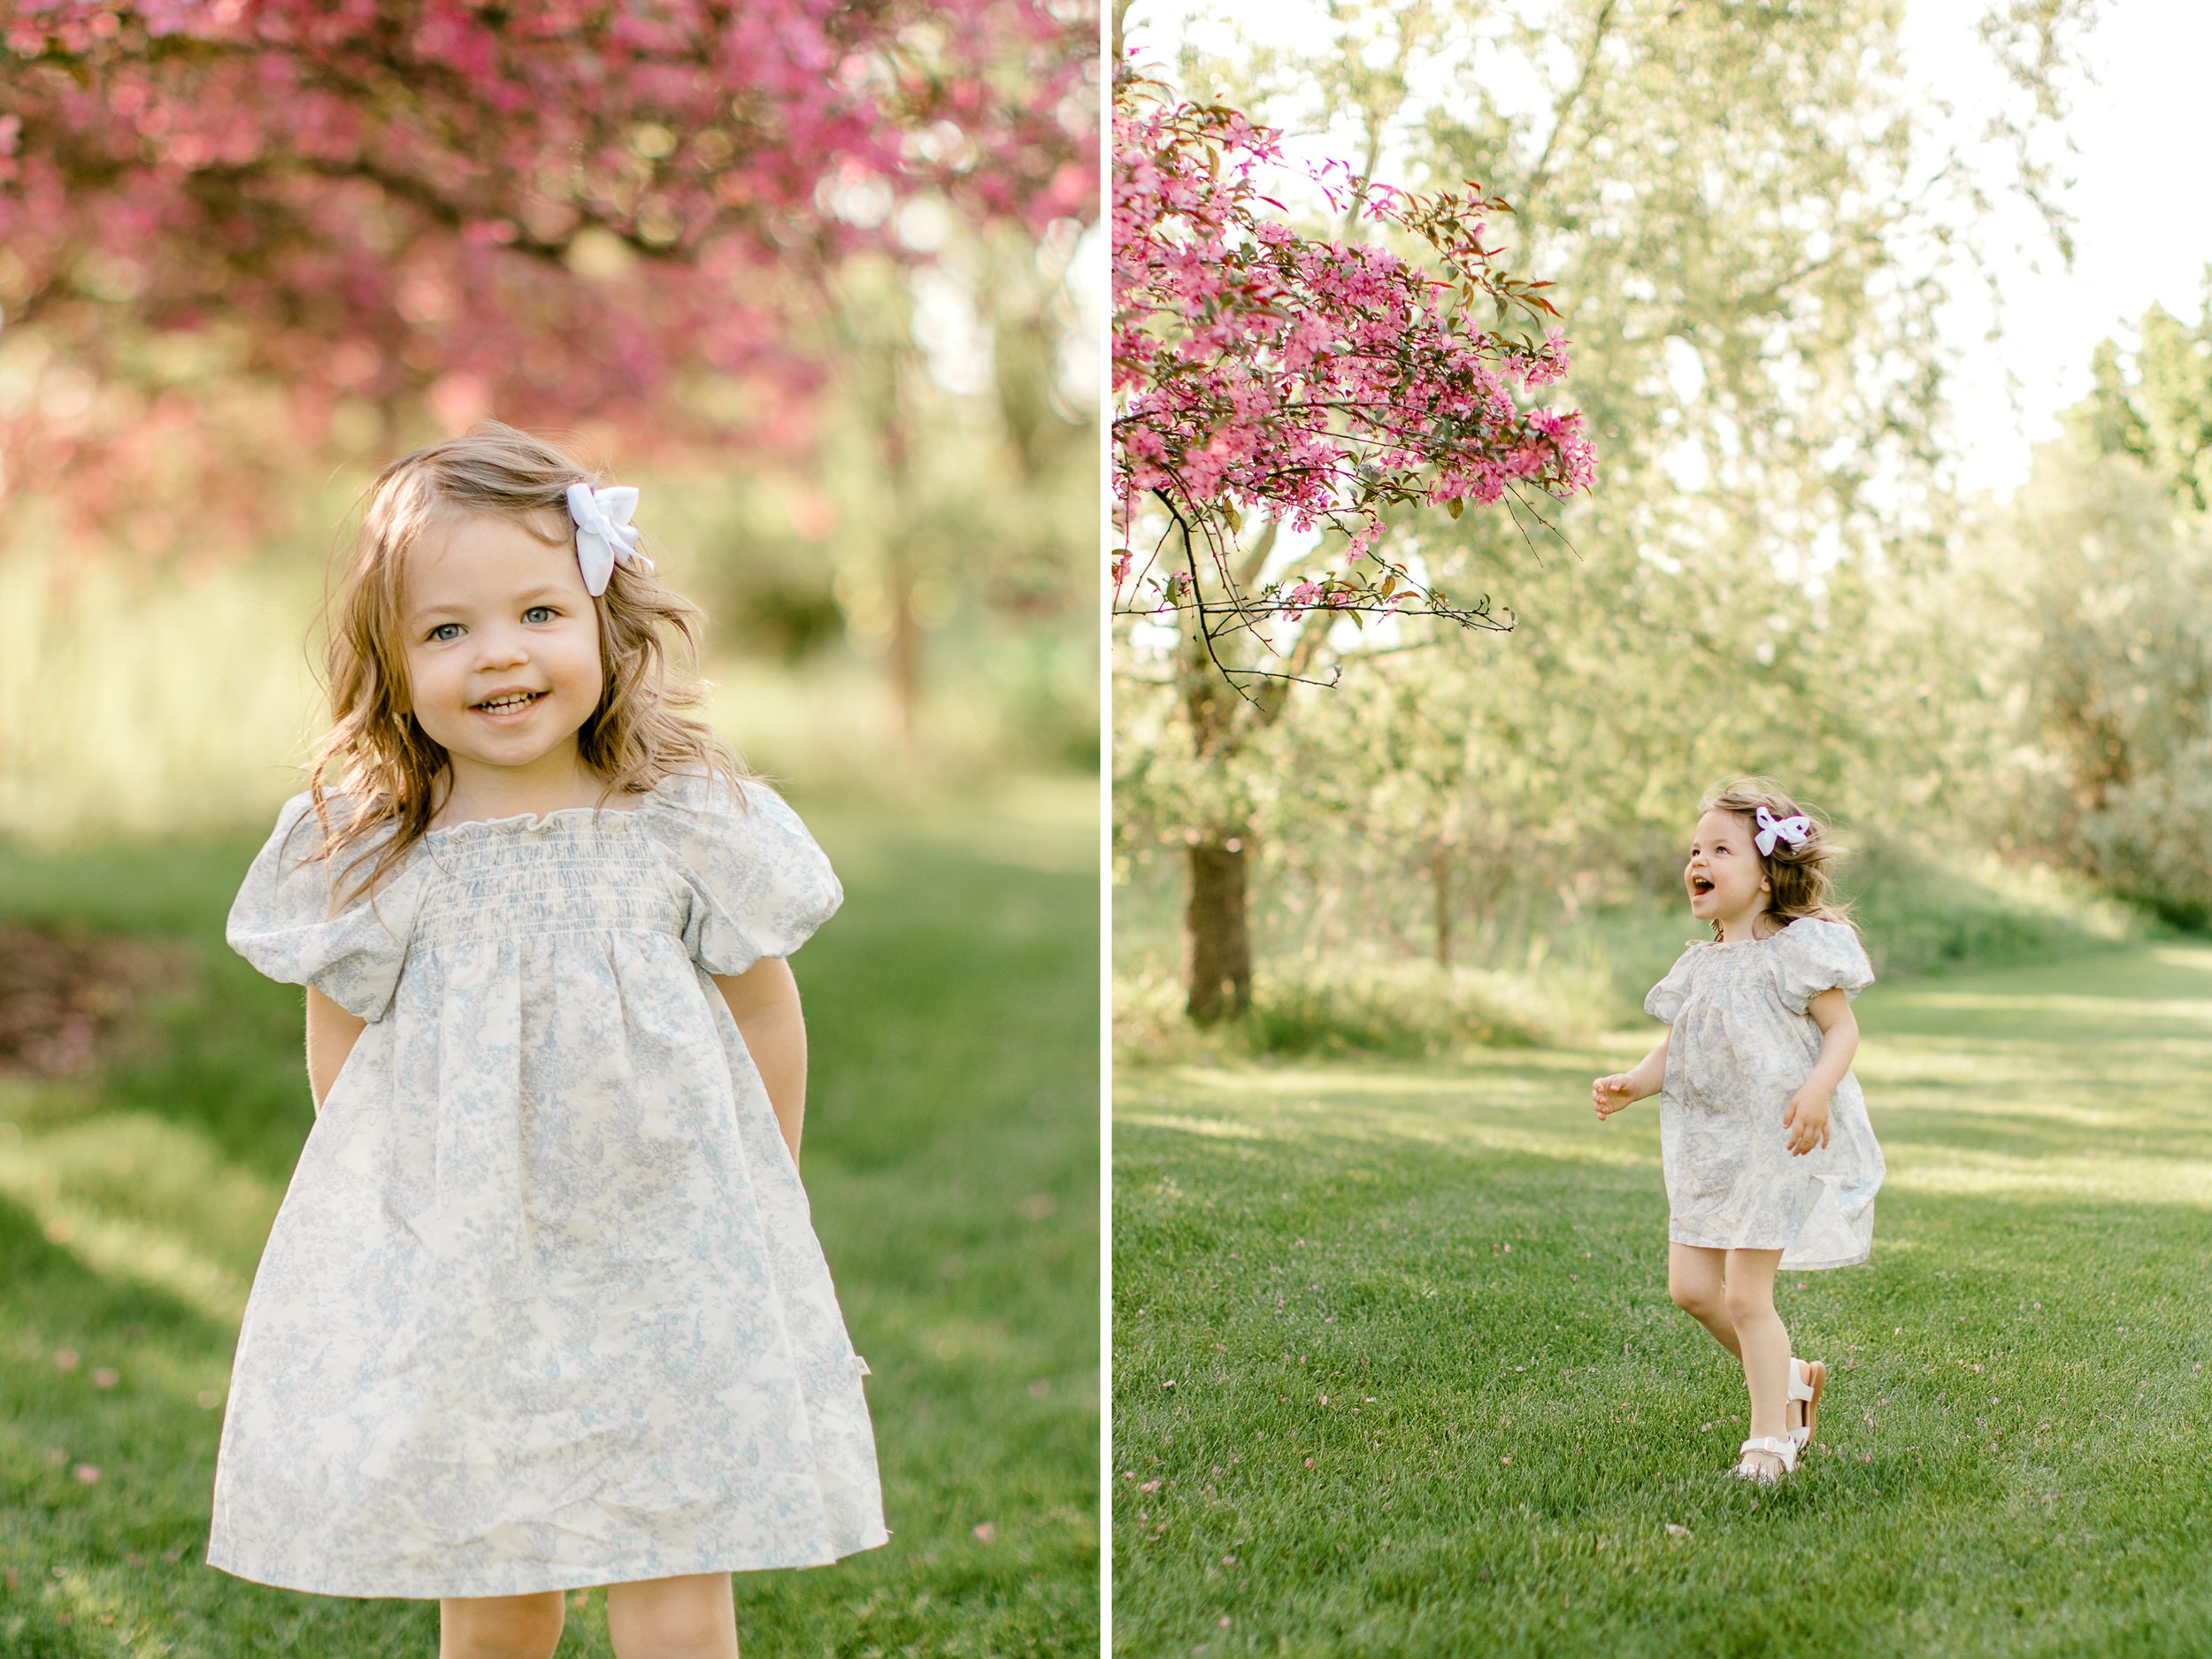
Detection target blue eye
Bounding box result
[428,623,462,642]
[525,605,557,623]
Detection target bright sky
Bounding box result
[1904,0,2212,496]
[1124,0,2212,502]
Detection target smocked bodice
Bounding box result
[228,772,844,1020]
[408,812,684,951]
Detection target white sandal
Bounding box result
[1733,1433,1798,1485]
[1787,1356,1827,1449]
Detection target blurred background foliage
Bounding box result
[0,209,1100,836]
[0,0,1101,837]
[1113,0,2210,1051]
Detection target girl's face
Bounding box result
[1685,808,1770,928]
[399,510,603,776]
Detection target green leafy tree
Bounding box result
[1963,439,2212,926]
[2066,280,2212,513]
[1116,0,2096,1013]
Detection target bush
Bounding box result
[1842,838,2148,973]
[2082,749,2212,930]
[1114,944,1617,1063]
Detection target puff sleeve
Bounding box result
[1771,917,1875,1016]
[641,771,843,976]
[225,792,427,1022]
[1643,945,1703,1023]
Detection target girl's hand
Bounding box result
[1782,1087,1832,1156]
[1592,1073,1643,1118]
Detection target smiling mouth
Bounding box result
[1690,877,1714,895]
[473,691,547,714]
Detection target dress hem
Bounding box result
[1667,1227,1871,1271]
[1777,1246,1871,1271]
[204,1530,892,1601]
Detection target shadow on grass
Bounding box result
[1118,947,2212,1187]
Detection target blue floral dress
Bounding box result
[211,769,887,1598]
[1643,917,1885,1270]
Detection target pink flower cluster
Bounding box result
[0,0,1097,554]
[1112,66,1594,617]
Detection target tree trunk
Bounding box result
[871,334,922,739]
[1184,831,1253,1023]
[887,547,920,738]
[1431,841,1452,966]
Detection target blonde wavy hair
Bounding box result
[297,420,747,908]
[1696,777,1854,941]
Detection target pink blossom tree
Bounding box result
[0,0,1094,556]
[1110,64,1594,1020]
[1112,65,1592,693]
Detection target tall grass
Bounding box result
[0,511,1094,846]
[1114,837,2148,1062]
[0,547,327,841]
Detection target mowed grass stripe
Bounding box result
[1113,944,2212,1659]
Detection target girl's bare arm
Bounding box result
[1617,1029,1672,1100]
[713,957,809,1168]
[1800,988,1860,1094]
[303,986,366,1113]
[1594,1028,1671,1116]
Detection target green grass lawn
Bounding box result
[1113,943,2212,1658]
[0,779,1098,1658]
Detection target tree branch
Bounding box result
[1519,0,1617,218]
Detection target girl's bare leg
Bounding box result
[1666,1243,1740,1357]
[438,1591,565,1659]
[1724,1247,1791,1472]
[606,1571,741,1659]
[1670,1242,1809,1450]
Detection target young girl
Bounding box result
[1590,780,1884,1486]
[216,422,885,1656]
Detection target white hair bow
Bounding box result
[1755,804,1812,856]
[566,481,656,596]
